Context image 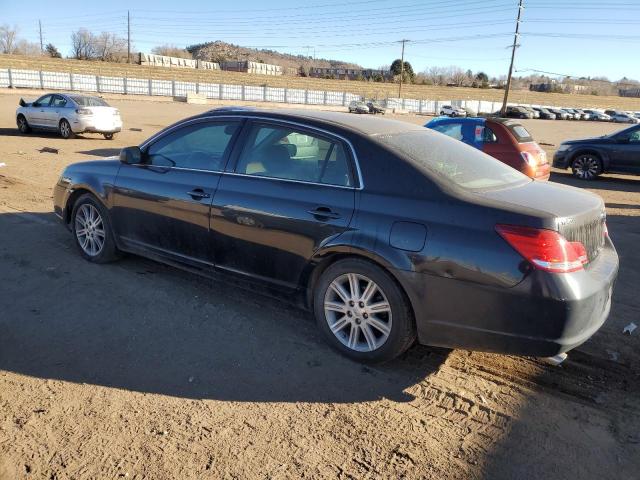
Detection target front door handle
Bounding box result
[307,207,341,220]
[187,189,211,200]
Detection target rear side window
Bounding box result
[483,126,498,143]
[235,123,353,187]
[506,124,533,143]
[147,121,240,171]
[51,96,67,107]
[376,130,529,190]
[70,96,109,107]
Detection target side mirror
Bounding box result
[119,146,143,164]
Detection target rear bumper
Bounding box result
[395,239,618,357]
[72,117,122,134]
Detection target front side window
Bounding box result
[628,128,640,143]
[235,123,353,187]
[34,95,52,107]
[147,121,240,171]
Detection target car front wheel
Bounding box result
[314,258,416,363]
[71,194,119,263]
[571,154,602,180]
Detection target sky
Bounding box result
[1,0,639,81]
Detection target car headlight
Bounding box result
[556,144,570,153]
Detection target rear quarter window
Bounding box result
[506,124,533,143]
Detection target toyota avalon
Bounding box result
[53,108,618,363]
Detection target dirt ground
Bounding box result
[0,90,638,480]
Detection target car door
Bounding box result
[26,94,53,127]
[44,95,67,128]
[111,119,243,267]
[210,120,357,288]
[610,127,640,172]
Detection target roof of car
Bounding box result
[202,107,425,136]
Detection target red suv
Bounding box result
[426,117,550,180]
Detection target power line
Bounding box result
[501,0,524,116]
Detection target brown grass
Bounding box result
[1,54,639,110]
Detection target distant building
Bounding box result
[619,88,640,97]
[309,67,390,80]
[220,61,283,76]
[530,82,588,93]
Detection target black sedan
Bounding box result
[553,124,640,179]
[53,108,618,363]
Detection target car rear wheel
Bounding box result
[571,154,602,180]
[103,133,116,140]
[71,194,119,263]
[59,119,75,139]
[17,114,31,134]
[314,258,416,363]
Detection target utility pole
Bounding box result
[38,20,43,54]
[127,10,131,64]
[398,39,408,98]
[500,0,524,116]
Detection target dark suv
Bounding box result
[553,124,640,179]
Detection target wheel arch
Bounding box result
[63,186,107,224]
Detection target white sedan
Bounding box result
[16,93,123,139]
[439,105,467,117]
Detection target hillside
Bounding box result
[186,41,362,72]
[1,54,640,110]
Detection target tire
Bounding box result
[71,193,120,263]
[571,153,602,180]
[59,119,75,139]
[103,133,116,140]
[439,111,445,116]
[313,258,416,363]
[16,114,31,134]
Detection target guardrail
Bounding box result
[0,67,507,114]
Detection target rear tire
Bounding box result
[59,119,75,139]
[103,133,116,140]
[313,258,416,363]
[571,153,602,180]
[17,114,31,134]
[71,193,120,263]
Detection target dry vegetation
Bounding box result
[2,54,640,110]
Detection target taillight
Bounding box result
[496,224,588,273]
[76,108,92,115]
[520,151,537,167]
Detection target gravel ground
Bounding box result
[0,90,638,480]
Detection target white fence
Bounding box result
[0,67,506,114]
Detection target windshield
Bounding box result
[70,96,109,107]
[376,130,529,190]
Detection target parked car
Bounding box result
[562,108,580,120]
[348,101,370,114]
[634,112,640,120]
[366,101,386,115]
[54,108,617,362]
[610,112,640,124]
[604,110,617,117]
[16,93,122,139]
[548,108,570,120]
[573,109,590,121]
[554,124,640,179]
[522,106,540,119]
[425,116,550,180]
[532,107,557,120]
[439,105,467,117]
[501,106,533,119]
[584,110,611,121]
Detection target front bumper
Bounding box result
[395,239,618,357]
[553,150,571,169]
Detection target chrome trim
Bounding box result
[139,114,364,190]
[221,171,357,190]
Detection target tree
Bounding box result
[390,58,414,78]
[71,29,96,60]
[45,43,62,58]
[151,44,192,59]
[0,24,18,54]
[448,67,468,87]
[13,39,40,56]
[475,71,489,83]
[94,32,128,62]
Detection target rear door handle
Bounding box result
[307,207,341,220]
[187,189,211,200]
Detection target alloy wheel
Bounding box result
[60,121,71,138]
[75,204,106,256]
[323,273,392,352]
[17,116,28,133]
[573,155,600,180]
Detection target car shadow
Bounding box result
[0,211,448,404]
[550,170,640,193]
[77,148,122,157]
[0,127,94,140]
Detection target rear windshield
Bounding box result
[505,123,533,143]
[70,96,109,107]
[376,130,529,190]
